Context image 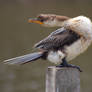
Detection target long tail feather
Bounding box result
[3,52,43,65]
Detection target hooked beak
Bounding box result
[28,18,43,25]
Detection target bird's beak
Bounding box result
[28,18,43,25]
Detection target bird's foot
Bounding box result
[56,64,82,72]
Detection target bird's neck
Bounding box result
[54,20,68,27]
[52,15,70,27]
[65,16,92,40]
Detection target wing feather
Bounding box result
[34,27,80,50]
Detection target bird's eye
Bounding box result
[37,16,44,22]
[37,15,49,22]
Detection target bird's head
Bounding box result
[28,14,70,27]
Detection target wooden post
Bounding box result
[46,66,80,92]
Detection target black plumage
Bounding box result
[35,27,81,51]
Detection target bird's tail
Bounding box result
[3,52,43,65]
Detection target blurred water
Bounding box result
[0,0,92,92]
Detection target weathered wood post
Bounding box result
[46,66,80,92]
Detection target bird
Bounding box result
[4,14,92,72]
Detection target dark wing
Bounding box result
[34,27,80,50]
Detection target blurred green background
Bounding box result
[0,0,92,92]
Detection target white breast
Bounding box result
[66,37,92,61]
[64,16,92,61]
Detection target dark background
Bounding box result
[0,0,92,92]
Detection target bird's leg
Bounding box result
[56,58,82,72]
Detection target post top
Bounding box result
[47,66,80,72]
